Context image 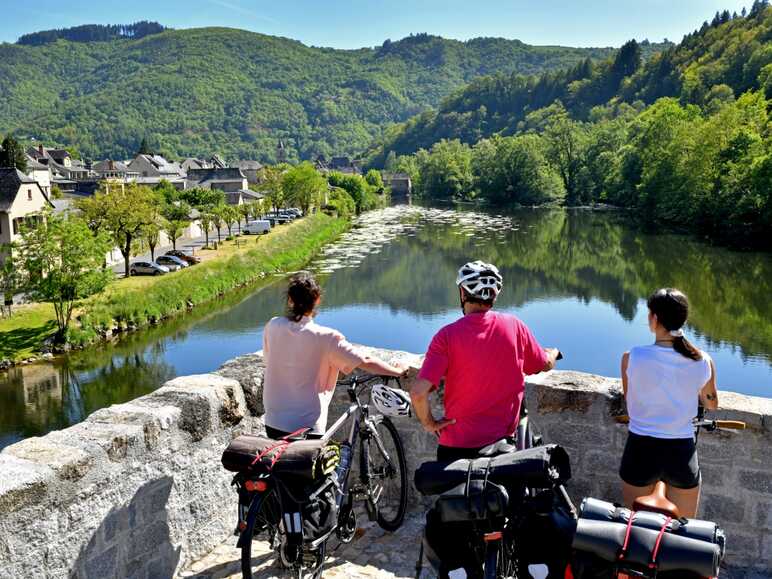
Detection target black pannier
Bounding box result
[414,444,571,496]
[578,497,725,557]
[221,435,340,480]
[277,475,339,545]
[571,498,724,578]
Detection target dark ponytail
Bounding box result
[286,271,321,322]
[647,288,702,361]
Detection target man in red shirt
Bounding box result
[410,261,561,461]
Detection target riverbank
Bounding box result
[0,214,348,367]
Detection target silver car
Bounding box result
[156,255,189,271]
[129,261,170,276]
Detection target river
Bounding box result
[1,205,770,450]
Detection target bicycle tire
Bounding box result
[361,415,408,532]
[240,490,280,579]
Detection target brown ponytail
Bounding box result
[647,288,702,361]
[286,271,321,322]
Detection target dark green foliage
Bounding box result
[369,8,772,248]
[16,22,166,46]
[0,135,27,172]
[327,171,385,213]
[0,28,639,162]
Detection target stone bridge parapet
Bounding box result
[0,348,769,578]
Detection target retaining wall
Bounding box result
[0,348,769,578]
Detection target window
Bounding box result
[12,219,19,235]
[27,189,32,200]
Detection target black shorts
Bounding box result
[265,425,323,440]
[619,432,701,489]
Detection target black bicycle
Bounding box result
[234,374,409,578]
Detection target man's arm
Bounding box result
[621,351,629,398]
[410,377,455,436]
[541,348,561,372]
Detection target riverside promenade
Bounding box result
[0,347,770,578]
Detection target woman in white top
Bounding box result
[619,288,718,517]
[262,272,406,439]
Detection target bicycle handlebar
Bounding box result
[337,373,402,388]
[614,415,746,430]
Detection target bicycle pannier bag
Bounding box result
[572,518,721,577]
[414,444,571,496]
[221,435,340,480]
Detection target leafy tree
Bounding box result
[77,183,160,276]
[16,211,112,341]
[178,187,224,209]
[364,169,384,190]
[0,252,23,317]
[0,135,28,172]
[211,204,226,243]
[199,209,215,248]
[222,204,240,236]
[259,166,286,211]
[543,109,590,205]
[417,139,475,200]
[162,202,191,250]
[137,137,151,155]
[282,162,328,214]
[238,202,253,228]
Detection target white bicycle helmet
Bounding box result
[371,384,411,417]
[456,260,503,301]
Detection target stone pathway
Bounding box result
[179,515,430,578]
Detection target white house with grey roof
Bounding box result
[0,168,54,263]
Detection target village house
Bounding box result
[382,172,412,202]
[92,159,139,181]
[25,158,52,196]
[26,145,94,192]
[0,168,54,263]
[236,160,263,185]
[180,158,212,172]
[127,154,186,188]
[186,167,248,193]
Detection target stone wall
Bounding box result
[0,348,770,578]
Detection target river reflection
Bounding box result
[1,206,769,449]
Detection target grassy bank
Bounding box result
[0,214,348,362]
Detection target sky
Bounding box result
[2,0,752,48]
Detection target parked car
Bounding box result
[156,255,188,271]
[165,250,201,265]
[266,213,291,224]
[130,261,170,276]
[284,208,303,218]
[243,220,271,235]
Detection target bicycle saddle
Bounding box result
[477,438,517,457]
[633,481,681,518]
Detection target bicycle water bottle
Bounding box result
[334,443,352,507]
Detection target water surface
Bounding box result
[1,206,769,450]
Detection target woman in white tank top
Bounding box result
[619,288,718,518]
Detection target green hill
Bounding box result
[0,27,650,161]
[368,4,772,164]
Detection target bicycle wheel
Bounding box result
[240,490,281,579]
[495,533,518,579]
[361,415,408,531]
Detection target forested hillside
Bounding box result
[0,27,646,161]
[373,3,772,249]
[369,3,772,163]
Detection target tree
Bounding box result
[211,204,226,243]
[0,135,28,173]
[178,187,224,209]
[199,209,214,248]
[162,202,191,250]
[364,169,384,190]
[282,162,328,214]
[0,252,23,318]
[259,166,285,211]
[416,139,474,201]
[137,137,151,155]
[16,211,112,341]
[77,183,160,277]
[543,109,590,205]
[238,202,252,229]
[222,205,240,237]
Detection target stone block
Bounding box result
[701,493,746,524]
[127,519,172,562]
[758,501,772,530]
[0,455,54,513]
[739,470,772,495]
[84,545,118,579]
[63,421,145,461]
[5,437,94,481]
[216,352,266,416]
